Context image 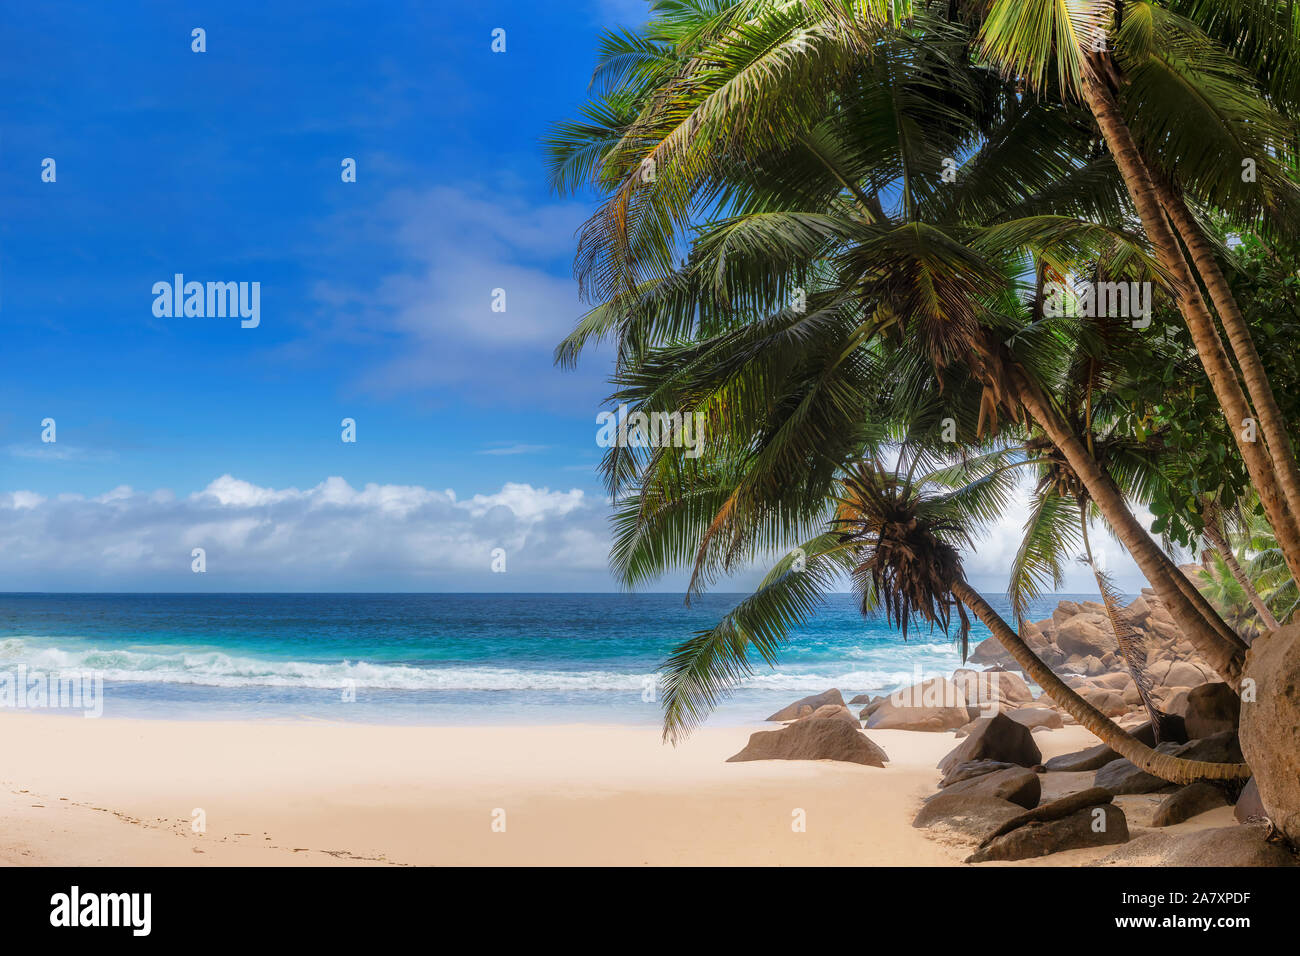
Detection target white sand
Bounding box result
[0,713,1122,865]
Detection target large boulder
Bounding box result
[937,713,1042,776]
[1097,826,1297,867]
[1150,782,1230,827]
[912,795,1025,843]
[1180,682,1240,739]
[766,688,845,721]
[865,677,971,732]
[1056,613,1118,659]
[967,790,1128,863]
[1240,623,1300,846]
[928,766,1041,810]
[950,668,1034,714]
[727,718,888,766]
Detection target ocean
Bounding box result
[0,592,1086,726]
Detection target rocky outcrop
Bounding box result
[968,591,1228,725]
[938,713,1041,776]
[1239,624,1300,846]
[727,718,888,766]
[766,688,845,722]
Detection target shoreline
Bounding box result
[0,709,1113,866]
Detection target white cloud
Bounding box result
[0,475,610,591]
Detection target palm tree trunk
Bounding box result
[1202,503,1280,636]
[1079,58,1300,591]
[1079,512,1168,733]
[995,351,1249,687]
[1157,178,1300,529]
[951,580,1251,784]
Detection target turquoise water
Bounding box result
[0,592,1084,725]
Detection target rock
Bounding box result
[939,759,1017,788]
[951,668,1034,712]
[1093,672,1135,691]
[928,766,1041,810]
[796,704,860,727]
[1235,778,1266,824]
[727,718,888,766]
[1164,661,1212,689]
[766,688,845,722]
[1056,613,1118,658]
[1007,707,1063,730]
[848,693,872,705]
[1094,731,1242,795]
[1053,601,1082,625]
[1096,825,1297,867]
[967,803,1128,862]
[912,795,1025,843]
[1173,729,1244,765]
[1095,754,1175,795]
[1043,719,1183,772]
[1182,682,1240,738]
[968,637,1014,667]
[1239,624,1300,845]
[857,696,886,720]
[1150,782,1229,827]
[937,713,1042,776]
[865,677,971,732]
[1081,689,1128,717]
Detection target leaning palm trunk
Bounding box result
[951,580,1251,784]
[993,347,1249,687]
[1202,500,1280,637]
[1078,57,1300,590]
[1079,515,1174,739]
[1158,179,1300,534]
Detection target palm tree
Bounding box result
[1199,496,1280,635]
[660,455,1249,784]
[977,0,1300,587]
[547,0,1250,683]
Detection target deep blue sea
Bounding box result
[0,592,1087,725]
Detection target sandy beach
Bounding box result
[0,711,1178,866]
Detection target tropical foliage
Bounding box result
[549,1,1300,782]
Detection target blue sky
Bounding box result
[0,1,1148,593]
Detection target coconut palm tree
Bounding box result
[547,0,1251,682]
[1199,496,1280,635]
[976,0,1300,586]
[659,454,1249,784]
